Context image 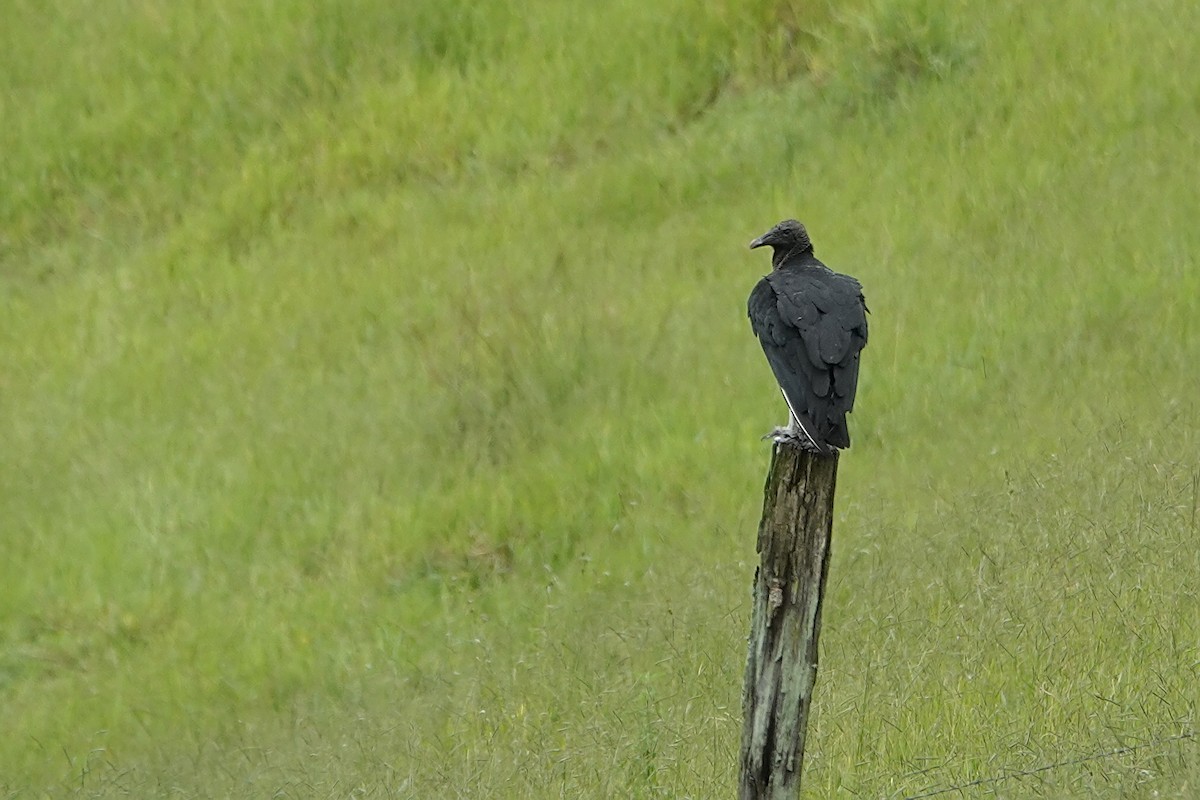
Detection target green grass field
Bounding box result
[3,1,1198,796]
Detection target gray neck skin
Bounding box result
[771,243,816,270]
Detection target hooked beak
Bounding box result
[748,233,771,250]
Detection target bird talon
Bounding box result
[761,426,799,444]
[761,426,831,454]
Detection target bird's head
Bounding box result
[749,219,813,256]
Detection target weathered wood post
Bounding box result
[739,442,839,799]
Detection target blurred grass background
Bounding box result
[2,0,1198,796]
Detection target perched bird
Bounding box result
[747,220,868,454]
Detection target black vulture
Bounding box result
[747,220,868,453]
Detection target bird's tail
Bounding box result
[824,418,850,450]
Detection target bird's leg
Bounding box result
[761,411,802,445]
[761,425,799,444]
[760,412,825,453]
[792,436,827,454]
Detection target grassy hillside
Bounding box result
[2,0,1198,796]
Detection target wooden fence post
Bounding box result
[739,442,839,799]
